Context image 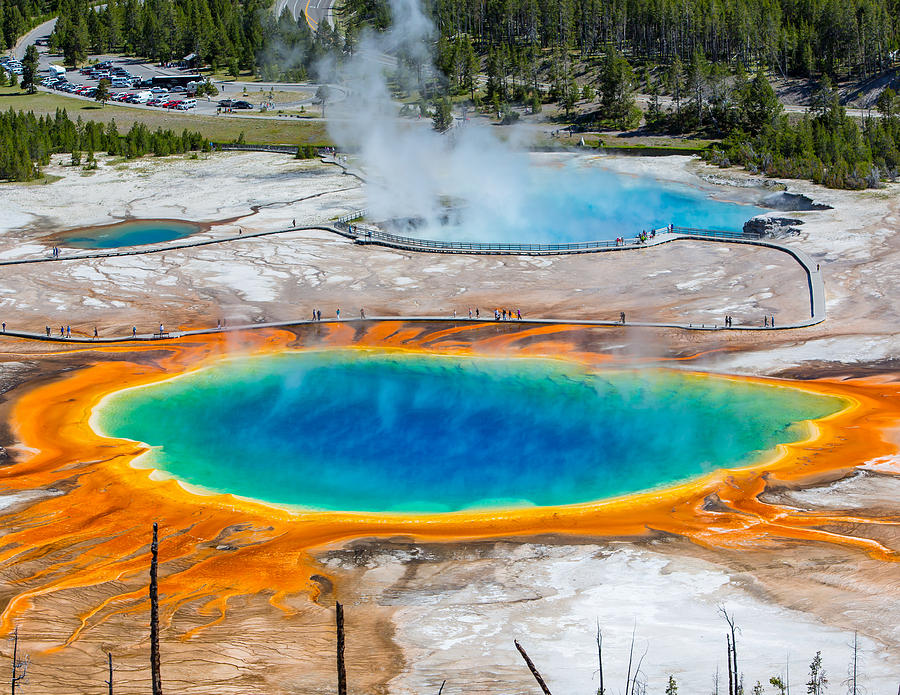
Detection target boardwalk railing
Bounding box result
[332,222,759,253]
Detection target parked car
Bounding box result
[162,100,179,108]
[217,99,234,107]
[146,98,164,106]
[175,98,196,110]
[232,100,253,109]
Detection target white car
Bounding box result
[175,98,197,110]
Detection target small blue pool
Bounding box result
[57,219,204,249]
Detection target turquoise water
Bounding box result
[94,352,841,513]
[59,220,203,248]
[430,163,765,243]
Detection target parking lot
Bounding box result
[8,27,335,118]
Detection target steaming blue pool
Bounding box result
[403,161,765,243]
[94,351,841,513]
[57,219,204,249]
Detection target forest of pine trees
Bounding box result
[428,0,898,79]
[0,0,53,49]
[0,108,208,182]
[48,0,342,80]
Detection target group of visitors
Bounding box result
[724,315,734,327]
[763,315,776,327]
[494,308,522,321]
[46,325,72,338]
[51,246,61,259]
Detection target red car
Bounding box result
[163,100,181,109]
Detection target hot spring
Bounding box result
[56,219,204,249]
[381,160,766,243]
[93,351,842,513]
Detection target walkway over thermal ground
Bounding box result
[0,215,824,343]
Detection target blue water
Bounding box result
[95,351,841,513]
[431,162,765,243]
[59,219,203,248]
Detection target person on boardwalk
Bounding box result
[132,326,137,338]
[620,312,626,324]
[360,308,366,319]
[159,323,164,335]
[1,322,5,332]
[60,326,64,337]
[313,309,317,321]
[66,325,71,338]
[336,308,341,319]
[516,308,522,320]
[764,316,769,327]
[93,327,98,339]
[46,326,51,337]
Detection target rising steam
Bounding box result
[318,0,535,240]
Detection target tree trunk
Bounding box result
[726,635,734,695]
[150,522,162,695]
[11,627,17,695]
[107,652,113,695]
[336,601,347,695]
[596,622,604,695]
[514,640,552,695]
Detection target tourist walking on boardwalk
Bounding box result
[620,312,626,324]
[316,310,321,321]
[516,309,521,320]
[159,323,164,335]
[132,326,137,338]
[475,308,479,318]
[93,327,98,339]
[360,308,366,319]
[59,326,64,337]
[1,322,5,332]
[336,308,341,319]
[46,326,50,337]
[468,308,472,319]
[312,309,317,321]
[66,325,71,338]
[764,316,768,327]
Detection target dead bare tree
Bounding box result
[630,641,649,695]
[720,608,740,695]
[105,652,113,695]
[595,621,605,695]
[150,522,162,695]
[9,627,27,695]
[336,602,347,695]
[845,631,860,695]
[625,624,636,695]
[514,640,553,695]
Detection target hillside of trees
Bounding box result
[49,0,342,81]
[0,107,208,181]
[1,0,54,49]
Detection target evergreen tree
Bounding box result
[21,43,38,93]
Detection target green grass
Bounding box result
[0,88,330,145]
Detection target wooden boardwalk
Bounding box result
[0,218,825,344]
